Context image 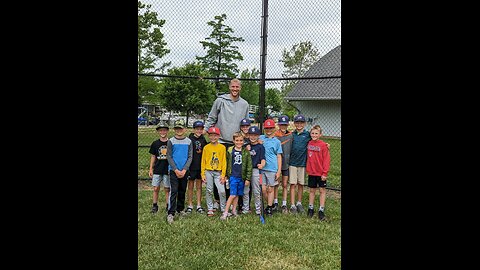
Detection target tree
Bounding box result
[266,88,282,113]
[279,41,321,118]
[158,63,216,126]
[239,68,260,106]
[138,1,170,105]
[196,14,245,93]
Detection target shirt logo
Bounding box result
[158,145,167,160]
[210,152,219,170]
[234,151,242,165]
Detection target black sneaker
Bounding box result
[266,206,273,216]
[272,203,278,212]
[307,208,314,218]
[151,205,159,214]
[318,210,325,220]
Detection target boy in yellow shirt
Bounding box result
[201,127,227,216]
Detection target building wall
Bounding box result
[291,100,341,137]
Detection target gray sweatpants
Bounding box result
[205,170,226,212]
[250,169,262,213]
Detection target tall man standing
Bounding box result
[204,78,250,210]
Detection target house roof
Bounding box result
[285,45,341,101]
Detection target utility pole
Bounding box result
[259,0,269,131]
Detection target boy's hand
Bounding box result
[148,168,153,178]
[257,164,264,170]
[275,171,281,180]
[326,143,330,149]
[321,175,327,181]
[246,144,251,151]
[245,180,250,186]
[202,177,207,183]
[220,176,226,184]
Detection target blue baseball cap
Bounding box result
[192,120,204,128]
[240,118,251,126]
[278,115,289,125]
[248,126,261,135]
[293,114,306,122]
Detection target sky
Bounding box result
[141,0,341,88]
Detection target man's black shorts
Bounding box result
[307,175,327,188]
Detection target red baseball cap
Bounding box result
[264,119,276,128]
[207,126,220,135]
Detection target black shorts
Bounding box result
[188,170,201,181]
[281,169,289,177]
[307,175,327,188]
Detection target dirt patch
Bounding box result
[138,180,153,190]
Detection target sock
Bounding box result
[274,199,278,204]
[319,206,325,212]
[282,200,287,206]
[296,201,302,206]
[309,204,314,209]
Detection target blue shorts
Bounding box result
[229,176,244,196]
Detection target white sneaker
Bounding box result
[213,201,219,211]
[220,212,228,220]
[166,214,174,224]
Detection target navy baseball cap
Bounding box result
[293,114,306,122]
[278,115,289,125]
[240,118,251,126]
[192,120,204,128]
[248,126,261,135]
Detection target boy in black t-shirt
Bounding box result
[148,122,171,213]
[186,121,208,214]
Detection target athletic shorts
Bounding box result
[152,174,170,188]
[307,175,327,188]
[262,171,278,187]
[229,176,245,196]
[289,166,305,185]
[281,169,289,177]
[188,170,201,180]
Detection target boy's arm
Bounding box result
[166,140,178,171]
[183,141,193,171]
[220,147,226,182]
[149,155,156,178]
[201,145,208,181]
[245,151,252,182]
[276,154,282,180]
[322,144,331,179]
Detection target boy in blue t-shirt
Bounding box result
[165,119,193,224]
[259,119,283,216]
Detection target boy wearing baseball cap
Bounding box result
[166,119,193,224]
[186,121,208,214]
[148,121,171,214]
[273,115,293,214]
[247,126,266,215]
[201,126,227,216]
[288,114,309,214]
[259,119,283,216]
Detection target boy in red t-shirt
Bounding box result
[306,125,331,220]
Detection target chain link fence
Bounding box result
[138,0,341,190]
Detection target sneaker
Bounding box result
[213,201,219,212]
[255,210,261,215]
[186,206,193,214]
[290,205,297,214]
[296,204,304,214]
[196,206,205,214]
[272,203,278,212]
[220,212,228,220]
[318,210,325,220]
[242,209,251,214]
[166,214,174,224]
[266,206,273,216]
[231,211,238,217]
[307,208,314,218]
[151,205,159,214]
[207,210,215,217]
[281,205,288,214]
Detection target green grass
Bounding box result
[138,186,341,270]
[138,127,342,189]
